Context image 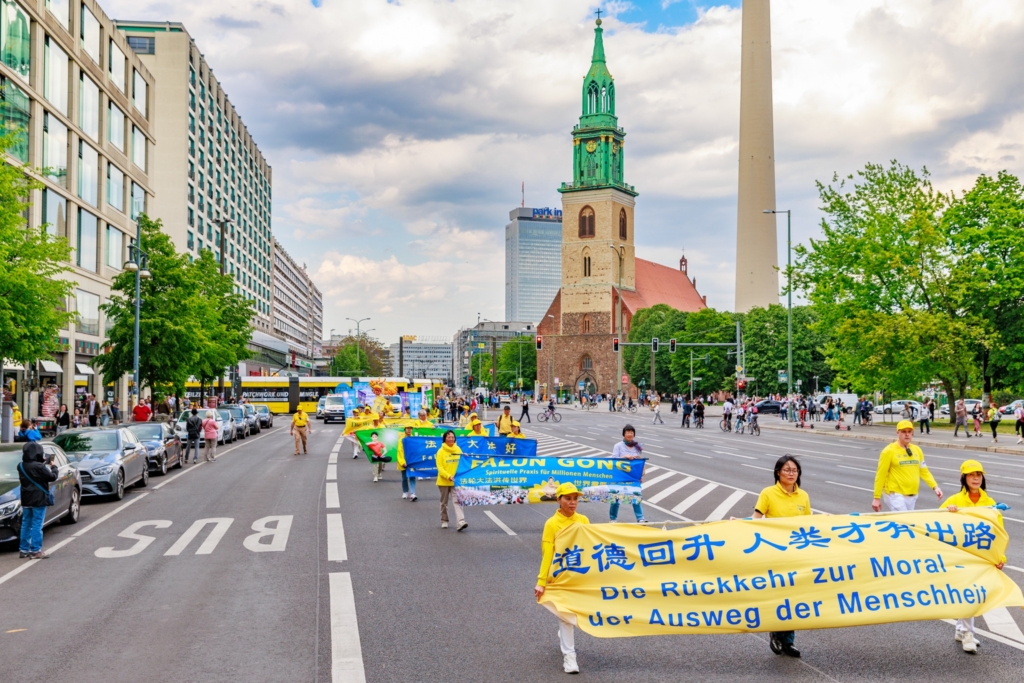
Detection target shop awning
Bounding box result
[3,359,22,371]
[75,363,95,375]
[40,361,63,373]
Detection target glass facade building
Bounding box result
[505,207,562,325]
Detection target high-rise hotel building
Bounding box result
[0,0,154,417]
[112,20,274,335]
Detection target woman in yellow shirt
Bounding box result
[435,430,467,531]
[754,455,810,658]
[509,421,526,439]
[534,483,588,674]
[944,459,1005,654]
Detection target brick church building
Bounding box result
[536,17,706,398]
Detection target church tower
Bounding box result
[558,17,638,342]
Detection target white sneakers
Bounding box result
[962,632,979,653]
[373,475,379,482]
[402,493,408,499]
[441,521,449,529]
[563,653,579,674]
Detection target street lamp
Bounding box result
[346,318,370,375]
[609,244,625,395]
[764,209,793,421]
[123,241,152,409]
[546,314,555,401]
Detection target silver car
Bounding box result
[253,404,274,428]
[242,404,261,434]
[53,428,149,500]
[174,410,232,445]
[220,406,249,440]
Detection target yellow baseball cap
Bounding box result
[555,483,580,498]
[511,420,521,427]
[470,418,482,427]
[896,420,915,431]
[960,459,985,475]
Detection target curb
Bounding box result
[757,421,1024,456]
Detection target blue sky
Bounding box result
[612,0,742,29]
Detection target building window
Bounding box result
[44,36,69,116]
[45,0,69,30]
[126,36,154,55]
[107,163,124,212]
[43,112,68,188]
[187,230,194,250]
[583,255,591,278]
[580,355,593,371]
[1,0,31,82]
[80,74,99,141]
[109,39,126,92]
[80,5,100,63]
[581,316,591,334]
[105,225,123,269]
[578,206,595,238]
[133,69,147,118]
[76,289,99,336]
[77,209,97,272]
[619,208,627,240]
[0,77,29,162]
[108,102,125,152]
[42,188,66,239]
[78,140,98,206]
[130,182,145,220]
[132,125,146,170]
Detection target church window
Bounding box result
[587,82,599,115]
[580,354,593,370]
[578,206,595,238]
[601,86,607,112]
[583,255,591,278]
[619,209,627,240]
[581,316,591,334]
[608,84,615,114]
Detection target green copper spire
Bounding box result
[560,16,636,196]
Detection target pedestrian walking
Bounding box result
[55,404,70,435]
[520,396,531,423]
[988,403,1001,443]
[99,400,112,426]
[609,424,646,523]
[291,408,309,455]
[132,399,152,423]
[435,430,467,531]
[954,398,969,437]
[918,400,931,434]
[201,410,219,462]
[397,425,417,501]
[534,483,588,674]
[943,459,1005,654]
[753,455,811,658]
[184,408,203,464]
[971,402,983,437]
[86,394,99,426]
[652,401,664,424]
[17,441,57,559]
[871,420,942,512]
[111,399,121,424]
[1015,403,1024,444]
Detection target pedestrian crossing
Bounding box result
[533,433,756,522]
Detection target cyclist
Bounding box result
[735,401,747,433]
[694,399,705,428]
[749,403,759,434]
[722,397,734,431]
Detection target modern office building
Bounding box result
[0,0,155,422]
[388,339,453,380]
[452,321,535,390]
[505,206,562,325]
[271,237,323,371]
[112,20,275,335]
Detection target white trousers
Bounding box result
[882,492,917,511]
[956,617,975,635]
[558,621,575,656]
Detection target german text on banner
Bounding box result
[539,508,1023,636]
[454,456,645,506]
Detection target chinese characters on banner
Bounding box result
[400,435,536,480]
[539,508,1022,636]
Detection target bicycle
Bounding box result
[694,415,704,429]
[719,416,733,432]
[749,417,760,436]
[539,408,562,423]
[735,418,746,435]
[618,404,637,414]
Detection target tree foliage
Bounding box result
[741,304,833,396]
[0,134,74,363]
[330,334,387,376]
[470,352,492,386]
[496,335,536,389]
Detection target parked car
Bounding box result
[174,410,232,446]
[754,399,784,415]
[0,442,81,545]
[242,404,261,434]
[323,395,347,423]
[253,404,274,428]
[316,397,327,420]
[53,428,149,500]
[128,422,184,475]
[999,400,1023,416]
[875,400,923,415]
[222,406,250,440]
[939,399,982,416]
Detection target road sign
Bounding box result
[509,382,514,388]
[778,370,787,383]
[554,377,559,384]
[622,374,629,384]
[795,379,802,387]
[736,365,743,374]
[579,381,585,388]
[692,377,702,381]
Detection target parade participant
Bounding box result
[753,455,811,658]
[609,424,646,523]
[871,420,942,512]
[435,430,467,531]
[509,420,526,439]
[534,483,588,674]
[943,459,1005,653]
[413,409,434,428]
[397,425,417,500]
[469,417,488,438]
[290,407,309,455]
[496,404,514,435]
[366,432,390,482]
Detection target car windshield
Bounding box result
[255,405,269,414]
[325,397,345,406]
[54,432,119,453]
[0,452,21,479]
[227,407,244,418]
[218,410,233,420]
[128,425,163,440]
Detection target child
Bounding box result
[366,432,391,482]
[944,459,1005,654]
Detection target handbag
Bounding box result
[18,462,55,506]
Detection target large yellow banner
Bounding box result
[539,508,1022,636]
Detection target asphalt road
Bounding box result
[2,408,1024,682]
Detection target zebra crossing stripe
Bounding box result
[707,490,748,521]
[641,471,676,489]
[647,476,696,504]
[672,483,719,514]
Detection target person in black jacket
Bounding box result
[18,441,57,559]
[56,404,71,435]
[185,407,203,464]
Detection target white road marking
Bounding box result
[708,490,749,521]
[96,520,173,558]
[647,477,696,504]
[684,451,713,459]
[330,572,367,683]
[941,619,1024,652]
[981,607,1024,643]
[73,493,150,537]
[645,465,661,473]
[326,481,340,508]
[643,451,671,458]
[742,464,773,472]
[327,513,348,562]
[331,444,341,454]
[826,481,873,492]
[484,511,517,536]
[641,472,677,489]
[329,452,338,464]
[327,464,337,481]
[713,451,757,460]
[243,515,293,552]
[164,518,234,556]
[838,465,877,474]
[672,483,718,514]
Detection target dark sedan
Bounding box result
[0,443,81,546]
[128,422,184,475]
[754,399,784,415]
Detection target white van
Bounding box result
[816,393,859,414]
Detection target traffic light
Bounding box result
[468,375,474,384]
[669,339,676,353]
[651,338,659,353]
[535,335,543,351]
[612,338,620,353]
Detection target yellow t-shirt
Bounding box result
[873,442,937,498]
[755,482,811,518]
[538,510,590,586]
[508,431,526,439]
[496,413,514,434]
[292,412,308,427]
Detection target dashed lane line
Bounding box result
[329,572,367,683]
[326,513,348,562]
[484,511,517,536]
[326,482,340,509]
[327,464,337,481]
[826,481,873,492]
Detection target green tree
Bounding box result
[95,215,201,396]
[792,162,983,413]
[741,304,834,396]
[0,132,74,363]
[624,304,688,393]
[470,352,492,386]
[331,342,372,376]
[496,335,536,390]
[667,308,738,395]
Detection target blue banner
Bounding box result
[453,456,646,506]
[402,436,538,479]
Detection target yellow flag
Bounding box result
[539,508,1022,636]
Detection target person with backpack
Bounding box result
[185,407,203,464]
[18,441,57,559]
[988,403,1001,443]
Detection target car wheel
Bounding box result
[136,466,149,488]
[60,488,81,525]
[159,458,168,476]
[114,470,125,500]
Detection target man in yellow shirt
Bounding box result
[872,420,942,511]
[290,408,309,455]
[534,483,588,674]
[495,404,514,436]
